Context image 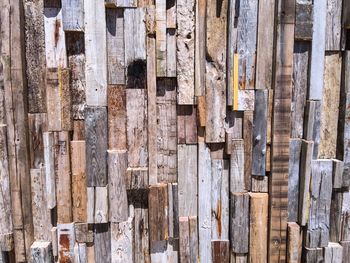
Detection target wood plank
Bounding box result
[195,0,206,96]
[66,32,86,120]
[125,167,148,190]
[44,7,67,68]
[211,240,229,263]
[95,186,108,224]
[225,111,243,151]
[236,90,255,111]
[111,219,133,263]
[55,131,72,223]
[156,0,167,76]
[61,0,84,31]
[252,90,267,176]
[256,0,275,90]
[85,106,108,187]
[24,0,47,113]
[341,241,350,262]
[94,223,111,263]
[133,198,150,263]
[342,191,350,241]
[205,0,227,143]
[189,216,198,263]
[243,111,253,191]
[28,113,47,169]
[269,1,295,259]
[324,242,343,263]
[178,144,198,216]
[30,241,53,263]
[198,139,212,263]
[30,168,51,241]
[177,105,197,144]
[308,0,327,100]
[71,140,87,222]
[287,222,302,263]
[332,159,344,189]
[230,192,249,254]
[250,193,268,263]
[288,139,302,222]
[305,160,333,248]
[84,0,107,106]
[179,217,190,262]
[295,2,313,41]
[330,191,343,242]
[303,100,321,159]
[105,0,137,7]
[166,29,176,77]
[319,52,342,159]
[57,223,75,262]
[157,78,177,183]
[177,0,195,104]
[108,150,128,223]
[75,223,93,243]
[106,8,125,85]
[302,247,324,263]
[291,42,310,139]
[230,139,245,192]
[325,0,342,51]
[87,187,95,224]
[107,85,127,150]
[43,132,56,209]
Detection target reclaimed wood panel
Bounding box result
[61,0,84,31]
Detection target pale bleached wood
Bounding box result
[227,0,237,105]
[157,78,177,183]
[324,242,343,263]
[71,140,87,222]
[236,0,258,89]
[51,227,57,257]
[205,0,227,143]
[298,140,314,226]
[291,42,310,139]
[150,239,178,263]
[87,187,95,224]
[319,52,342,159]
[57,223,75,262]
[177,0,195,104]
[55,131,72,223]
[94,223,111,263]
[295,2,313,40]
[178,144,198,216]
[66,32,86,120]
[305,159,333,248]
[166,29,176,77]
[85,106,108,187]
[179,217,190,262]
[198,140,212,263]
[230,139,245,192]
[106,9,125,85]
[303,100,321,159]
[252,90,267,176]
[0,125,12,236]
[287,222,302,263]
[156,0,167,76]
[325,0,342,51]
[195,0,206,96]
[256,0,275,90]
[168,184,174,238]
[74,243,87,263]
[31,168,51,241]
[105,0,137,7]
[31,241,53,263]
[288,139,302,222]
[236,90,255,111]
[61,0,84,31]
[332,159,344,189]
[24,0,47,113]
[211,159,229,240]
[94,186,108,224]
[108,150,128,223]
[189,216,198,263]
[309,0,327,100]
[250,193,268,263]
[111,219,134,263]
[44,7,67,68]
[230,192,249,253]
[84,0,107,106]
[43,132,56,209]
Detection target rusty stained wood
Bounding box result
[57,223,75,262]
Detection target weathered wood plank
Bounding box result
[330,191,343,242]
[75,223,93,243]
[43,132,56,209]
[95,186,108,224]
[332,159,344,189]
[305,160,333,248]
[62,0,84,31]
[243,111,253,191]
[230,139,245,192]
[94,223,111,263]
[308,0,327,100]
[256,0,275,90]
[250,193,268,263]
[157,78,177,183]
[303,100,321,159]
[195,0,206,96]
[230,192,249,254]
[205,0,227,143]
[288,139,302,222]
[84,0,107,106]
[85,106,108,187]
[133,198,150,263]
[319,52,342,159]
[30,168,51,241]
[211,240,230,263]
[106,9,125,85]
[325,0,342,51]
[125,167,148,190]
[87,187,95,224]
[302,247,324,263]
[324,242,343,263]
[156,0,167,76]
[105,0,137,7]
[24,0,47,113]
[57,223,75,262]
[178,144,198,217]
[295,2,313,41]
[51,227,58,258]
[287,222,302,263]
[177,0,195,104]
[107,85,127,150]
[179,217,190,262]
[252,90,267,176]
[108,150,128,223]
[71,140,87,222]
[28,113,47,169]
[189,216,198,263]
[177,105,197,144]
[31,241,53,263]
[111,219,133,263]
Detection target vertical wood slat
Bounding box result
[205,0,227,143]
[287,222,302,263]
[177,0,195,104]
[28,113,47,169]
[30,241,53,263]
[84,0,107,106]
[57,223,75,262]
[195,0,206,97]
[61,0,84,31]
[325,0,342,51]
[268,0,295,261]
[156,0,167,76]
[43,132,56,209]
[111,219,134,263]
[295,1,313,41]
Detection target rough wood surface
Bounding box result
[28,113,47,169]
[61,0,84,31]
[243,111,253,191]
[325,0,342,51]
[111,219,133,263]
[330,191,343,242]
[295,2,313,40]
[31,241,53,263]
[57,223,75,262]
[303,100,321,159]
[95,186,108,224]
[43,132,56,209]
[211,240,229,263]
[177,105,197,144]
[324,242,343,263]
[287,222,301,263]
[230,139,246,192]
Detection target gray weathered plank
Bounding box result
[330,191,343,242]
[62,0,84,31]
[324,242,343,263]
[230,139,245,192]
[303,100,321,159]
[31,241,53,263]
[94,223,111,263]
[325,0,342,50]
[295,2,313,40]
[111,219,133,263]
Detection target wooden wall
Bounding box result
[0,0,350,262]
